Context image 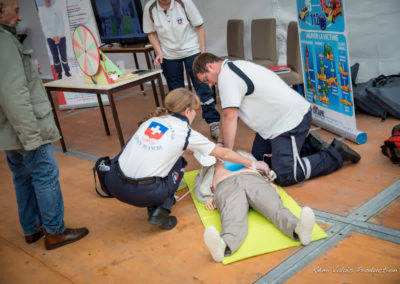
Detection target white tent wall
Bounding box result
[196,0,400,83]
[345,1,400,82]
[18,0,52,79]
[18,0,400,83]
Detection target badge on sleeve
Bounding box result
[172,171,179,184]
[145,121,168,139]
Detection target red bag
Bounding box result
[381,124,400,164]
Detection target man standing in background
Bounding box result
[0,0,88,249]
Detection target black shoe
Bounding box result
[148,207,177,230]
[147,207,156,221]
[306,132,330,152]
[57,73,62,80]
[65,71,71,77]
[331,138,361,163]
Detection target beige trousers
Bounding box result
[213,172,299,255]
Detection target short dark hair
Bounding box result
[192,52,222,76]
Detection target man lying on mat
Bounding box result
[195,153,315,262]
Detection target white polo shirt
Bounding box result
[39,5,64,38]
[218,60,310,140]
[118,115,215,178]
[143,0,203,59]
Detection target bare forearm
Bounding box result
[196,25,206,53]
[220,109,238,149]
[210,146,252,168]
[148,33,162,56]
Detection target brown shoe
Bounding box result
[44,227,89,250]
[25,230,44,244]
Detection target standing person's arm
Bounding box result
[195,25,206,53]
[219,108,239,149]
[142,2,163,66]
[148,32,163,67]
[0,37,42,150]
[184,0,205,53]
[54,6,63,44]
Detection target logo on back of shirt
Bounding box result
[144,121,168,139]
[176,17,183,24]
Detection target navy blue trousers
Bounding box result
[251,110,343,186]
[161,53,220,124]
[47,37,70,75]
[104,156,187,212]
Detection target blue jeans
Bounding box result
[161,53,220,124]
[5,143,65,235]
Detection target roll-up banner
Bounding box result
[35,0,109,110]
[296,0,367,144]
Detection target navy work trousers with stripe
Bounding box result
[251,110,343,186]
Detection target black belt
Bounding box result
[115,163,160,185]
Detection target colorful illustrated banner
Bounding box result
[296,0,366,144]
[35,0,108,110]
[297,0,344,32]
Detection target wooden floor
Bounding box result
[0,84,399,284]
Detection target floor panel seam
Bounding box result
[255,223,352,284]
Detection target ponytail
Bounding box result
[138,88,200,126]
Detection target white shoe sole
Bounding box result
[297,206,315,245]
[203,226,226,262]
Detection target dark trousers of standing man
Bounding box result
[251,110,343,186]
[47,37,70,77]
[161,53,220,124]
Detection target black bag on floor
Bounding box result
[351,63,387,119]
[353,79,387,119]
[381,124,400,164]
[365,74,400,119]
[352,66,400,119]
[93,156,113,198]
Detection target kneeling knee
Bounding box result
[274,171,297,187]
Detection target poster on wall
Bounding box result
[35,0,109,110]
[296,0,366,144]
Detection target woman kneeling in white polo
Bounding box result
[101,88,269,230]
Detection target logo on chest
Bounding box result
[176,17,184,24]
[144,122,169,139]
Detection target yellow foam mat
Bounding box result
[183,170,328,265]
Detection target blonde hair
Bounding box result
[138,88,200,126]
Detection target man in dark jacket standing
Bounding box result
[0,0,88,250]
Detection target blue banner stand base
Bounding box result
[312,118,367,145]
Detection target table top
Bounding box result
[44,69,162,92]
[101,44,153,53]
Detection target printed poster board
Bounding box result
[296,0,366,144]
[36,0,109,110]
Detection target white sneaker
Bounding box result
[209,122,220,140]
[204,226,226,262]
[295,206,315,245]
